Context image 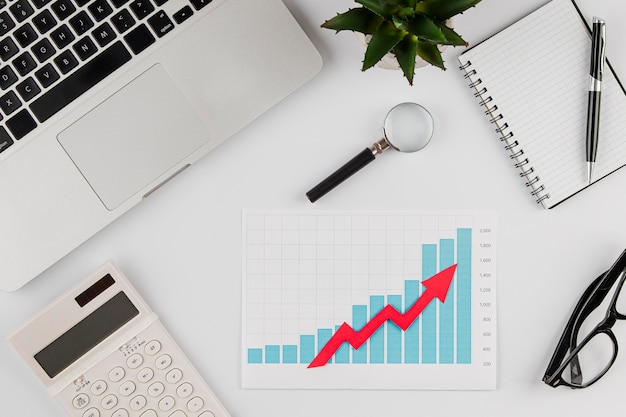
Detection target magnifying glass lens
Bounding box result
[383,102,434,153]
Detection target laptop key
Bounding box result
[31,38,56,62]
[0,90,22,115]
[50,0,76,21]
[32,0,54,8]
[9,0,34,23]
[32,9,57,33]
[111,9,135,33]
[147,10,173,38]
[50,24,75,49]
[34,62,59,87]
[69,11,93,35]
[0,128,13,152]
[0,11,16,36]
[73,36,97,60]
[0,36,19,60]
[12,50,37,76]
[30,41,131,122]
[124,24,154,54]
[88,0,113,22]
[92,22,116,47]
[14,22,39,47]
[53,49,78,74]
[189,0,211,11]
[129,0,154,20]
[6,108,37,139]
[172,5,192,24]
[0,66,18,89]
[16,76,41,101]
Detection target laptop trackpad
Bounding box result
[58,64,210,211]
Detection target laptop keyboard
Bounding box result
[0,0,211,155]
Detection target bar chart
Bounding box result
[242,210,497,389]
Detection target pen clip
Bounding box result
[591,17,606,82]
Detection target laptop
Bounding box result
[0,0,322,291]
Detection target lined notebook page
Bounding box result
[459,0,626,208]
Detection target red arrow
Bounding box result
[308,264,457,368]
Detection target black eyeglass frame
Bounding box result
[543,248,626,388]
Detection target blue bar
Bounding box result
[457,228,472,363]
[283,345,297,364]
[387,295,402,363]
[370,296,385,364]
[318,328,333,364]
[352,305,368,363]
[265,345,280,364]
[439,238,455,364]
[404,280,420,363]
[300,335,315,364]
[334,325,350,364]
[248,348,262,364]
[422,244,437,364]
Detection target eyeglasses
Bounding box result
[543,248,626,389]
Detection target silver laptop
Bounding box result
[0,0,322,291]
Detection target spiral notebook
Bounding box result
[459,0,626,208]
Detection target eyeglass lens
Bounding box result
[560,332,615,386]
[562,270,626,386]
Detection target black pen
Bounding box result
[586,16,606,184]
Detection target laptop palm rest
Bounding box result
[58,64,211,211]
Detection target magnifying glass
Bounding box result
[306,102,434,203]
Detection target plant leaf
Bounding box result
[436,21,468,46]
[408,14,446,43]
[356,0,401,18]
[321,8,384,34]
[362,20,407,71]
[416,40,445,69]
[386,0,417,7]
[414,0,482,20]
[394,35,418,85]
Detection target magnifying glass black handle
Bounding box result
[306,148,375,203]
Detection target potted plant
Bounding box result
[322,0,482,85]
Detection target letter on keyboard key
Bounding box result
[30,41,131,122]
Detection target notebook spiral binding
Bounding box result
[459,60,550,206]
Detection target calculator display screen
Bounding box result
[34,291,139,378]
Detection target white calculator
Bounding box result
[9,261,231,417]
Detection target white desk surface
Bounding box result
[3,0,626,415]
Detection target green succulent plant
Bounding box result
[322,0,482,85]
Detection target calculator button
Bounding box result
[145,340,161,356]
[72,393,90,409]
[168,411,187,417]
[176,382,193,398]
[101,394,118,410]
[140,410,158,417]
[137,367,154,383]
[126,353,143,369]
[165,368,183,384]
[155,354,172,369]
[198,412,215,417]
[186,397,203,413]
[147,381,165,397]
[130,395,147,411]
[119,380,136,396]
[112,409,129,417]
[109,367,125,382]
[158,396,176,411]
[90,380,107,396]
[83,408,100,417]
